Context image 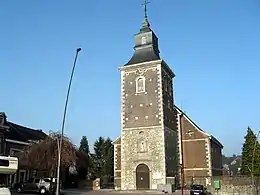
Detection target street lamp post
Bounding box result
[251,131,260,195]
[56,48,82,195]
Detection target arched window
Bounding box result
[136,76,145,93]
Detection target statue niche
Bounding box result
[138,139,147,153]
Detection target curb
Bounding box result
[108,190,165,194]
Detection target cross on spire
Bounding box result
[142,0,150,19]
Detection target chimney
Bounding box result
[0,112,7,126]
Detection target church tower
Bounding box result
[118,2,179,190]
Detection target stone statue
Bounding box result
[139,140,147,152]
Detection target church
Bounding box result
[113,3,223,191]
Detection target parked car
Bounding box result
[14,177,57,194]
[190,184,207,195]
[0,187,11,195]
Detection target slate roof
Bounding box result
[6,122,47,142]
[125,47,160,66]
[124,18,161,66]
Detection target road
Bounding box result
[12,189,190,195]
[12,192,162,195]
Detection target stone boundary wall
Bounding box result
[185,176,260,195]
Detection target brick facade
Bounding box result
[176,107,223,186]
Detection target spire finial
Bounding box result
[140,0,150,30]
[142,0,150,19]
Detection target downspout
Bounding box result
[179,113,185,195]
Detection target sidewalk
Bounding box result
[60,189,190,195]
[61,188,92,194]
[110,189,190,194]
[110,190,164,194]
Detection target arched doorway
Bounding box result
[136,163,150,190]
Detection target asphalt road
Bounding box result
[12,189,190,195]
[12,193,162,195]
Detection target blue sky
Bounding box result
[0,0,259,156]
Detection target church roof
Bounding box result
[125,14,161,66]
[112,136,121,145]
[125,47,160,66]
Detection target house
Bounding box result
[222,155,241,176]
[0,112,47,185]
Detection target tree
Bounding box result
[78,136,90,179]
[79,136,89,154]
[18,132,78,173]
[90,136,105,177]
[90,136,114,178]
[103,138,114,176]
[241,127,260,176]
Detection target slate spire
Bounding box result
[125,0,161,66]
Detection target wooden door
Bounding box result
[136,164,150,190]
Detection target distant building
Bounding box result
[223,155,241,176]
[0,112,47,185]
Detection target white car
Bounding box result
[0,187,11,195]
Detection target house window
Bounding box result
[10,148,23,157]
[136,76,145,93]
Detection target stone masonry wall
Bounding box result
[210,176,258,195]
[121,127,166,190]
[211,184,254,195]
[186,176,260,195]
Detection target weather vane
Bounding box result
[142,0,150,19]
